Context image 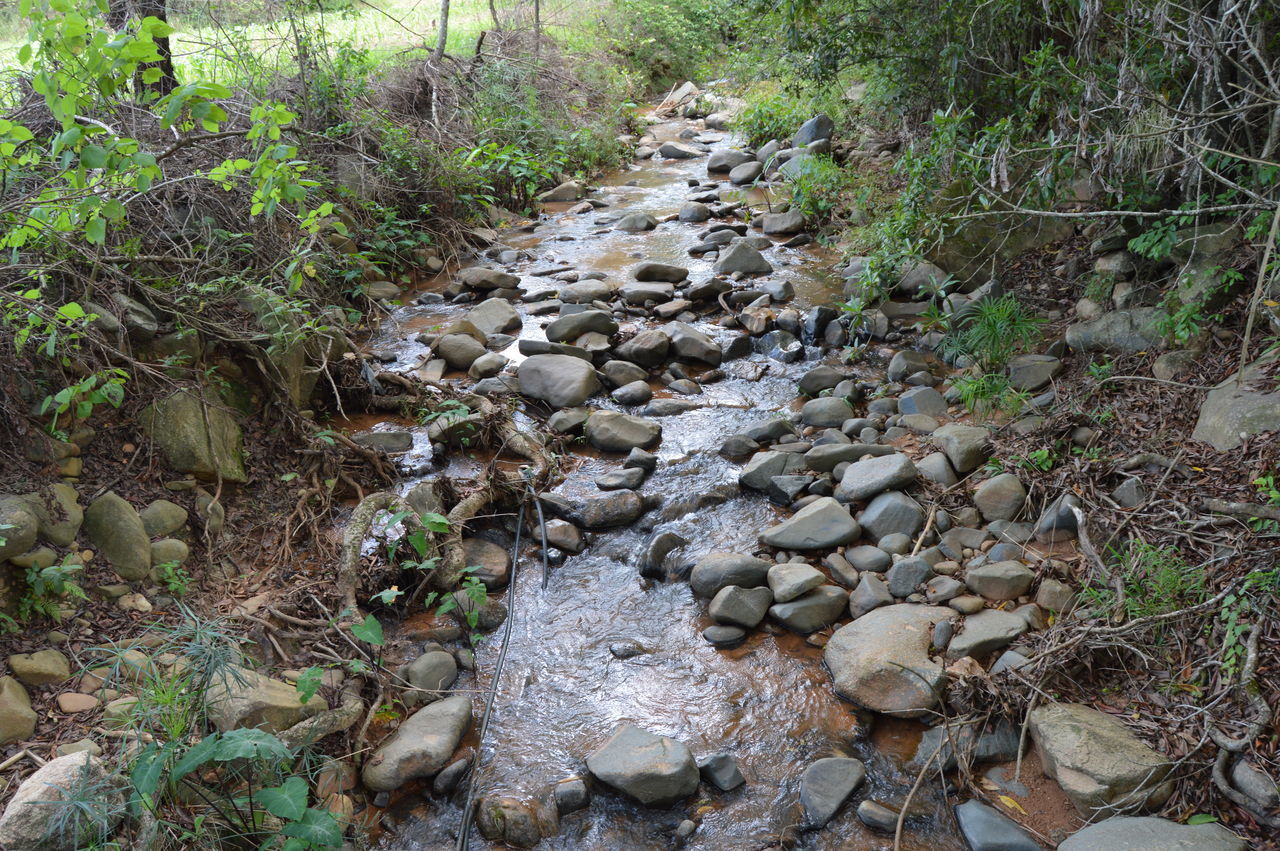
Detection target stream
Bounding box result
[357,115,968,849]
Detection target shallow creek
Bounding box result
[359,118,969,849]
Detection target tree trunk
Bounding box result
[435,0,451,60]
[109,0,178,97]
[488,0,500,30]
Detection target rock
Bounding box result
[954,800,1041,851]
[366,280,401,300]
[709,585,773,628]
[586,724,699,807]
[0,752,124,850]
[793,114,835,147]
[931,424,990,473]
[658,141,703,159]
[761,209,805,235]
[1191,352,1280,451]
[585,411,662,452]
[615,212,658,232]
[476,796,542,847]
[1058,816,1246,851]
[112,292,157,340]
[458,538,510,589]
[974,473,1027,521]
[363,696,472,793]
[207,666,327,733]
[898,386,948,417]
[140,391,246,482]
[545,310,618,343]
[1007,354,1062,391]
[730,160,764,184]
[678,202,711,222]
[825,604,954,716]
[770,585,847,633]
[616,329,671,367]
[538,180,582,202]
[404,650,459,705]
[56,693,97,714]
[597,468,645,490]
[139,498,187,538]
[846,545,891,573]
[835,453,917,503]
[469,352,508,379]
[947,609,1028,659]
[664,321,722,365]
[966,561,1035,600]
[465,298,522,335]
[518,354,601,407]
[857,800,899,833]
[886,556,934,597]
[713,241,773,276]
[573,491,645,529]
[703,625,746,648]
[698,752,745,791]
[917,452,958,487]
[848,573,893,619]
[19,484,82,547]
[1065,307,1164,354]
[1034,493,1080,543]
[691,552,771,597]
[760,497,859,550]
[8,649,70,686]
[555,777,590,814]
[799,756,864,829]
[634,262,688,283]
[544,519,584,554]
[798,366,845,397]
[83,492,151,581]
[0,497,38,562]
[887,351,932,382]
[558,280,614,303]
[768,563,825,602]
[708,149,754,173]
[860,491,926,541]
[1231,760,1278,808]
[458,267,519,290]
[0,677,36,745]
[801,397,854,428]
[1029,702,1174,816]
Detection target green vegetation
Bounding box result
[1080,542,1208,624]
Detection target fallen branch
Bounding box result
[1198,498,1280,523]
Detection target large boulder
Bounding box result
[713,241,773,276]
[1064,308,1165,354]
[465,298,522,335]
[0,496,38,561]
[1191,352,1280,451]
[584,411,662,452]
[1057,816,1247,850]
[0,752,125,850]
[707,149,754,173]
[141,391,247,482]
[793,114,835,147]
[824,604,954,717]
[82,492,151,581]
[1029,702,1174,816]
[518,355,601,408]
[207,666,328,733]
[760,497,859,550]
[363,696,472,793]
[20,484,83,547]
[586,724,699,807]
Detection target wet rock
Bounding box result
[799,756,864,829]
[0,752,125,851]
[460,538,510,589]
[554,777,590,815]
[625,447,658,472]
[644,398,702,416]
[469,352,509,379]
[609,640,647,659]
[538,180,582,202]
[548,408,590,434]
[800,397,854,427]
[574,490,645,529]
[545,519,584,554]
[208,666,327,733]
[739,450,806,491]
[887,351,932,382]
[621,282,675,304]
[658,141,703,159]
[857,800,899,833]
[518,354,602,408]
[898,386,948,417]
[805,443,888,473]
[0,677,36,745]
[708,149,754,172]
[616,328,672,367]
[760,497,860,550]
[825,604,955,716]
[835,453,917,502]
[353,431,413,453]
[1058,816,1246,850]
[477,796,543,848]
[602,360,648,387]
[709,585,773,628]
[545,310,618,343]
[761,209,805,235]
[698,752,746,791]
[931,424,990,473]
[860,491,926,541]
[465,298,522,335]
[758,330,803,363]
[586,724,699,807]
[886,556,934,597]
[664,321,722,365]
[141,390,247,482]
[768,562,825,602]
[559,280,614,303]
[597,468,646,490]
[8,649,70,686]
[966,561,1035,601]
[690,552,771,597]
[584,411,662,452]
[703,625,746,648]
[974,473,1027,521]
[83,491,151,581]
[1033,493,1081,543]
[678,202,711,223]
[435,335,489,372]
[947,609,1028,659]
[363,696,473,793]
[458,267,519,290]
[404,650,459,705]
[769,585,848,633]
[767,474,813,504]
[634,261,688,283]
[615,212,659,232]
[1029,702,1173,816]
[730,161,764,184]
[849,573,893,618]
[714,241,773,275]
[798,365,845,397]
[954,800,1041,851]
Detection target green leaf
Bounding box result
[171,734,219,782]
[350,614,384,646]
[17,44,31,65]
[85,217,106,245]
[281,808,344,847]
[421,512,450,533]
[1187,814,1219,825]
[129,741,172,807]
[80,144,108,168]
[294,666,323,704]
[258,776,308,821]
[213,727,291,763]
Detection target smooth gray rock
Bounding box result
[825,604,954,716]
[518,354,601,408]
[1057,816,1246,850]
[698,752,746,791]
[615,212,659,232]
[1007,353,1062,391]
[545,309,618,343]
[1065,307,1165,354]
[664,321,722,365]
[760,497,860,549]
[465,298,522,335]
[709,585,774,628]
[801,397,855,427]
[974,473,1027,521]
[691,552,771,597]
[714,241,773,275]
[708,149,755,173]
[793,114,834,147]
[954,800,1042,851]
[931,424,990,473]
[886,556,934,597]
[898,386,948,417]
[768,562,825,602]
[1034,493,1081,543]
[740,450,807,491]
[947,609,1028,659]
[799,756,864,829]
[586,724,699,807]
[584,411,662,452]
[612,380,653,405]
[83,492,151,581]
[966,561,1035,601]
[848,573,893,618]
[761,209,805,235]
[404,650,459,705]
[363,696,472,792]
[1191,352,1280,451]
[845,545,891,573]
[860,491,926,541]
[769,585,848,633]
[574,490,645,529]
[835,453,917,502]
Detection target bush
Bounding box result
[607,0,738,86]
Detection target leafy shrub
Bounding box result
[608,0,738,85]
[940,294,1045,371]
[736,85,814,147]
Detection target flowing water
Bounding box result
[359,117,968,849]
